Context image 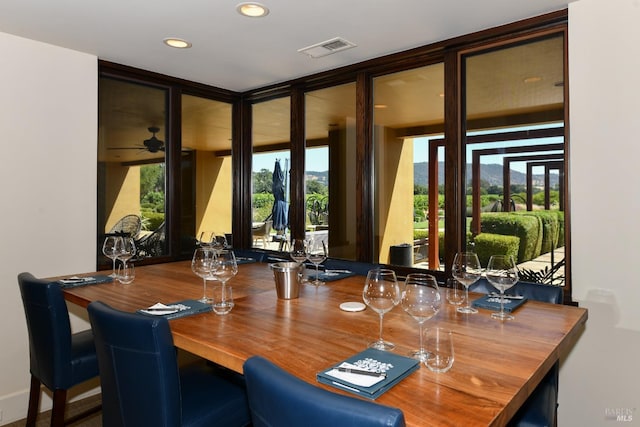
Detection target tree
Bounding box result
[306,179,327,195]
[252,168,273,193]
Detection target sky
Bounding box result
[252,123,563,175]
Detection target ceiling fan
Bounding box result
[109,126,165,153]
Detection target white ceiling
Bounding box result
[0,0,571,92]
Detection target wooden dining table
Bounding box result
[61,260,587,427]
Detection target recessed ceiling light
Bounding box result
[163,38,192,49]
[374,104,388,109]
[236,2,269,18]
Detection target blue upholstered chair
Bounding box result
[87,301,250,427]
[469,278,562,426]
[18,272,101,427]
[243,356,406,427]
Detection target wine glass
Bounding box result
[289,239,308,264]
[452,252,482,314]
[401,273,442,361]
[362,268,400,351]
[197,231,213,247]
[210,233,228,254]
[212,250,238,294]
[192,247,216,303]
[102,236,122,277]
[486,255,519,320]
[116,237,136,269]
[307,238,327,286]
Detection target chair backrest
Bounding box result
[108,214,142,238]
[135,222,166,258]
[243,356,406,427]
[18,273,75,390]
[469,278,563,304]
[87,301,182,427]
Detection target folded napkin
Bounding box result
[306,269,355,282]
[56,275,113,288]
[137,299,213,319]
[323,362,386,387]
[472,294,527,313]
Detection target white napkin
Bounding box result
[140,303,180,316]
[324,362,386,387]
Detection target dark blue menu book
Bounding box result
[472,294,527,312]
[137,299,213,320]
[317,348,420,400]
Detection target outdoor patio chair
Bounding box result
[135,222,165,258]
[107,214,142,239]
[252,220,272,248]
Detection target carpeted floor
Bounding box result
[4,394,102,427]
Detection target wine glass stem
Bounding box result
[378,313,384,343]
[464,285,470,309]
[418,322,424,353]
[500,290,505,316]
[111,258,116,276]
[315,263,319,282]
[202,278,208,300]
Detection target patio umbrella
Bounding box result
[271,159,288,232]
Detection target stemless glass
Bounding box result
[102,236,122,278]
[363,268,400,351]
[401,273,442,361]
[307,238,327,287]
[192,247,216,303]
[486,254,519,320]
[452,252,482,314]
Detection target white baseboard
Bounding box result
[0,379,100,425]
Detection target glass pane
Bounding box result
[373,63,445,269]
[182,94,233,252]
[305,82,356,259]
[463,35,565,286]
[252,97,291,250]
[98,77,168,266]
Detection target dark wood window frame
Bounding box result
[98,10,571,301]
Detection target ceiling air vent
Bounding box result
[298,37,356,58]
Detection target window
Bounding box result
[98,77,168,265]
[461,34,566,286]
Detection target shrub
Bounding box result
[473,233,520,266]
[141,212,164,231]
[413,229,429,240]
[515,211,559,254]
[479,212,542,263]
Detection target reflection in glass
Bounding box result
[463,35,565,286]
[182,94,233,254]
[252,97,291,250]
[373,64,444,270]
[98,77,168,266]
[305,83,356,260]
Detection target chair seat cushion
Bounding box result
[179,362,250,427]
[68,330,99,388]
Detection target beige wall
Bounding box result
[195,152,232,236]
[0,33,98,424]
[560,0,640,425]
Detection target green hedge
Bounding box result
[473,233,520,266]
[480,212,541,263]
[515,211,559,254]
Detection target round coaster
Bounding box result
[340,302,366,312]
